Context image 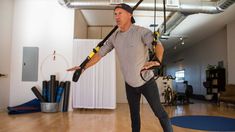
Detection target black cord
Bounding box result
[154,0,156,33]
[163,0,166,33]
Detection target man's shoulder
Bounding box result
[132,24,147,29]
[132,25,151,32]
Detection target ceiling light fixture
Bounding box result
[181,41,185,45]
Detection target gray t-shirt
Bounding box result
[98,24,154,87]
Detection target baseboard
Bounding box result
[191,94,220,103]
[191,94,206,100]
[0,107,7,112]
[0,108,4,112]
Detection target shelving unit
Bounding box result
[205,68,225,101]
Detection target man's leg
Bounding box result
[125,83,141,132]
[142,79,173,132]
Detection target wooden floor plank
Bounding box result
[0,101,235,132]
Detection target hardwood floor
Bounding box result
[0,101,235,132]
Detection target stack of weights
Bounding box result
[31,75,71,112]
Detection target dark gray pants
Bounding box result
[125,78,173,132]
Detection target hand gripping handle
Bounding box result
[72,68,83,82]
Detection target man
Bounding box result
[67,3,173,132]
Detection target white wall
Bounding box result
[9,0,74,107]
[0,0,14,110]
[227,21,235,84]
[166,27,227,95]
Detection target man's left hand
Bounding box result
[141,61,161,70]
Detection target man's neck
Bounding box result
[120,22,132,32]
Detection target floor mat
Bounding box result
[171,115,235,131]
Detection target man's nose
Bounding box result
[115,17,120,21]
[115,15,119,19]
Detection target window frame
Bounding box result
[175,70,185,83]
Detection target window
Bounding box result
[175,70,185,82]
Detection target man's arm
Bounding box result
[85,53,102,69]
[67,53,102,71]
[155,41,164,63]
[141,41,164,70]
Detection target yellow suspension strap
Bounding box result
[88,46,100,59]
[72,27,118,82]
[152,31,163,79]
[140,0,163,81]
[150,31,161,62]
[140,31,162,81]
[72,0,144,82]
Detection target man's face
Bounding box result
[114,8,132,28]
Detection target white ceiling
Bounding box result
[82,10,169,29]
[78,0,235,54]
[168,3,235,54]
